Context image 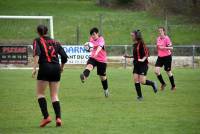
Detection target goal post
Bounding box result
[0,15,54,66]
[0,15,54,39]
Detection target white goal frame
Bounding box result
[0,15,54,38]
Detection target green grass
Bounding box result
[0,0,200,45]
[0,67,200,134]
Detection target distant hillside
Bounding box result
[0,0,199,45]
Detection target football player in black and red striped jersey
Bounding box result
[32,25,68,127]
[124,30,157,100]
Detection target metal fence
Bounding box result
[0,45,199,68]
[106,45,200,68]
[26,45,200,68]
[25,45,200,68]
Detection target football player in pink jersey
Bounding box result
[155,27,176,91]
[80,27,109,97]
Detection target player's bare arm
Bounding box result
[32,55,39,78]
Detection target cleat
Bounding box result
[152,81,158,93]
[171,86,176,91]
[160,84,166,91]
[56,118,62,127]
[40,116,51,127]
[80,74,85,83]
[104,89,109,98]
[137,96,143,101]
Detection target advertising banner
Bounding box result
[62,45,90,64]
[0,46,28,64]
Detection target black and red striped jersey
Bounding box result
[33,36,68,64]
[133,42,149,64]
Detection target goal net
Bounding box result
[0,16,54,45]
[0,16,54,66]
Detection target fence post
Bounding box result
[124,45,127,69]
[76,25,80,45]
[99,14,103,35]
[164,8,168,35]
[192,45,195,69]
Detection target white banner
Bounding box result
[62,45,90,64]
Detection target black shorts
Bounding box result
[155,55,172,71]
[37,63,61,82]
[133,63,148,76]
[87,57,107,76]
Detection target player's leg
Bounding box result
[140,75,157,93]
[166,71,175,90]
[99,75,109,97]
[155,59,166,90]
[164,58,176,90]
[80,64,93,83]
[80,58,95,83]
[97,62,109,97]
[140,65,157,93]
[37,80,51,127]
[133,73,143,100]
[49,82,62,126]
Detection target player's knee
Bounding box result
[154,71,157,75]
[140,79,146,84]
[37,94,45,99]
[167,71,172,76]
[134,78,139,83]
[86,64,93,71]
[155,69,160,75]
[51,94,59,102]
[100,75,106,81]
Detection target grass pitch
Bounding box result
[0,67,200,134]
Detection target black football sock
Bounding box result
[145,80,157,93]
[157,74,165,85]
[144,80,154,86]
[52,101,61,119]
[101,79,108,90]
[83,69,90,78]
[135,83,142,97]
[38,98,49,119]
[169,75,175,87]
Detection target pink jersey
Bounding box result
[89,36,107,63]
[156,35,172,57]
